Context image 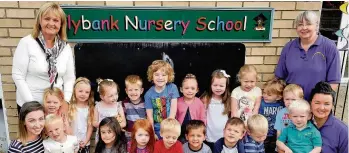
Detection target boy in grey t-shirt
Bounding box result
[182,120,212,153]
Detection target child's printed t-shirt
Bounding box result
[258,99,284,137]
[231,86,262,123]
[145,83,179,123]
[278,122,322,153]
[43,135,79,153]
[274,107,292,132]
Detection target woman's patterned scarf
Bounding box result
[37,32,67,86]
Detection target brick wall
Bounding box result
[0,1,322,140]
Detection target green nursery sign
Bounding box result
[62,6,274,42]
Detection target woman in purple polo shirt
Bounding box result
[275,11,341,101]
[310,81,347,153]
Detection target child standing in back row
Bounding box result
[231,65,262,124]
[68,77,95,153]
[93,78,126,142]
[145,60,180,139]
[258,78,285,153]
[200,69,232,150]
[122,75,147,140]
[176,74,206,143]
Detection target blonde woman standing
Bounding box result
[12,2,75,113]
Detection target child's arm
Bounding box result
[199,100,207,125]
[63,114,73,135]
[117,103,127,128]
[169,98,177,119]
[231,97,239,117]
[274,110,283,138]
[146,109,154,130]
[253,96,262,115]
[83,122,93,148]
[309,147,321,153]
[276,140,292,153]
[276,127,292,153]
[93,106,99,128]
[73,136,79,153]
[309,128,322,153]
[276,130,281,138]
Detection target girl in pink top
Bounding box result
[176,74,206,143]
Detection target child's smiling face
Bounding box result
[44,94,62,114]
[153,68,168,88]
[100,125,116,145]
[125,84,143,103]
[75,82,91,103]
[185,128,206,151]
[181,79,199,100]
[100,86,118,104]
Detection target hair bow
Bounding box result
[220,70,231,78]
[97,78,114,92]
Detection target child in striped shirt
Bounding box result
[122,75,147,140]
[243,114,268,153]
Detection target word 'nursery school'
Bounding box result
[67,15,248,35]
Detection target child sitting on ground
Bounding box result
[243,114,268,153]
[154,118,183,153]
[43,114,79,153]
[213,117,245,153]
[183,120,211,153]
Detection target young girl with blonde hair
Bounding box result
[68,77,95,152]
[93,78,126,142]
[43,87,71,134]
[231,65,262,124]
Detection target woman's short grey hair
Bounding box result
[295,11,320,30]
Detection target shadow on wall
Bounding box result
[74,43,245,101]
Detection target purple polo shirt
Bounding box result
[275,35,341,100]
[313,114,348,153]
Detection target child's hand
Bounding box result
[155,134,159,140]
[284,147,293,153]
[60,101,69,114]
[79,141,85,148]
[116,114,123,123]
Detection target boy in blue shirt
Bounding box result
[276,99,322,153]
[259,79,285,152]
[213,117,245,153]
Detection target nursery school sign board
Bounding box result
[62,6,274,42]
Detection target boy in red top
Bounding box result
[154,118,183,153]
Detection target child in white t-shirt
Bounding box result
[43,114,79,153]
[231,65,262,124]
